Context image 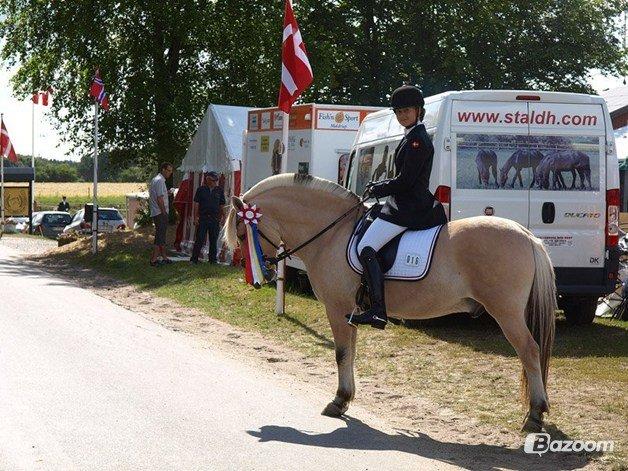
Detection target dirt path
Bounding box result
[3,236,605,470]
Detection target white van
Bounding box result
[344,90,620,325]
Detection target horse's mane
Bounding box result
[244,173,359,203]
[224,174,359,249]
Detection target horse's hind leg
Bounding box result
[494,313,549,432]
[322,305,357,417]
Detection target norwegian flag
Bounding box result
[1,119,18,163]
[90,69,110,111]
[278,0,313,113]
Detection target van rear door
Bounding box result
[527,102,606,269]
[450,100,531,225]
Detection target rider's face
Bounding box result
[394,106,419,128]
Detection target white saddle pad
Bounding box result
[347,225,443,281]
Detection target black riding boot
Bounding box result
[346,246,388,329]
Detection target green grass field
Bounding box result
[42,230,628,469]
[37,195,126,212]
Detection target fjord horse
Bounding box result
[225,174,556,433]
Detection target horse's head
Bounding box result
[224,195,282,264]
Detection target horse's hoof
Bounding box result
[321,401,348,418]
[521,415,543,433]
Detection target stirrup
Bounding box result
[346,307,360,328]
[346,308,387,330]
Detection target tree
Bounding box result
[1,0,625,168]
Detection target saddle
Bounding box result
[346,204,443,282]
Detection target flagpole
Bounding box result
[275,111,290,315]
[1,114,5,234]
[31,99,35,211]
[91,102,99,255]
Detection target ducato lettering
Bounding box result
[564,212,601,219]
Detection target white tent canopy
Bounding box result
[179,104,252,173]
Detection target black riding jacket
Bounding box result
[370,123,446,230]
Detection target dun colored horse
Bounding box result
[225,174,556,433]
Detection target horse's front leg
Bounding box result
[322,305,357,418]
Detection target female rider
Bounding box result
[347,85,447,329]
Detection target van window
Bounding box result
[356,147,375,196]
[371,144,395,181]
[345,150,357,192]
[356,114,391,145]
[337,152,350,185]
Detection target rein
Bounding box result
[242,197,366,266]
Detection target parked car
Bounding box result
[63,207,126,235]
[31,211,72,238]
[3,216,29,233]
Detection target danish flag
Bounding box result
[90,69,110,111]
[1,119,18,163]
[278,0,313,113]
[32,88,52,106]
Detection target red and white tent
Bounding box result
[177,104,251,257]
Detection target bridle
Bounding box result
[236,196,366,266]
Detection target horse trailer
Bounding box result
[344,90,620,324]
[243,103,382,271]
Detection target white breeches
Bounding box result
[357,217,406,254]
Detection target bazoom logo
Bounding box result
[524,433,614,455]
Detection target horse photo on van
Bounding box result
[535,151,592,190]
[499,149,544,188]
[475,149,498,187]
[225,173,557,433]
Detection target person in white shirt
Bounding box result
[148,162,173,266]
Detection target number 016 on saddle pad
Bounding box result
[346,217,443,281]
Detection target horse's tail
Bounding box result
[522,236,556,407]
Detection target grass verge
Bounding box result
[42,231,628,469]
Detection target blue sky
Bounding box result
[0,66,625,162]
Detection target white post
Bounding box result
[1,114,4,233]
[91,103,99,254]
[275,111,290,315]
[275,245,286,315]
[31,100,35,210]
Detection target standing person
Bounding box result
[57,196,70,212]
[173,173,193,252]
[149,162,173,267]
[190,171,225,264]
[346,85,447,329]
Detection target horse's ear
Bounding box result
[231,196,244,211]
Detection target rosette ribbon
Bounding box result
[237,203,270,289]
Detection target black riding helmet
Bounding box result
[391,85,424,109]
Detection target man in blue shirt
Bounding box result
[190,171,226,264]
